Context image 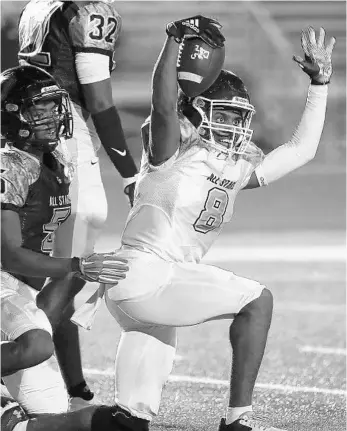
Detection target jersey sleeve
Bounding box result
[1,153,31,212]
[239,142,265,189]
[68,1,122,56]
[179,115,201,148]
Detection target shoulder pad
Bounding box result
[178,114,201,148]
[69,1,122,54]
[240,141,265,168]
[18,0,64,53]
[0,149,40,209]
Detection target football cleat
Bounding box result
[218,412,287,431]
[111,405,149,431]
[68,380,94,401]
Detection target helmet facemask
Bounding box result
[20,85,73,152]
[192,96,255,156]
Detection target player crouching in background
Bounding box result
[0,65,128,418]
[17,0,139,404]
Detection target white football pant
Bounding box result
[1,272,68,414]
[53,102,108,259]
[105,248,265,421]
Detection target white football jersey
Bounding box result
[121,115,264,263]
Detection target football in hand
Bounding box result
[177,36,225,98]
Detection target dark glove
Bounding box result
[166,15,225,48]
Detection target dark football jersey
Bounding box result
[18,0,122,107]
[1,147,72,289]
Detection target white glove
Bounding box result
[74,252,128,284]
[293,26,336,84]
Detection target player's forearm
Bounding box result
[152,36,180,113]
[92,106,138,181]
[290,84,328,159]
[1,246,76,278]
[80,77,138,182]
[255,84,328,185]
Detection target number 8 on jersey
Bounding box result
[193,187,229,234]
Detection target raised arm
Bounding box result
[245,26,336,189]
[149,16,225,166]
[149,36,181,165]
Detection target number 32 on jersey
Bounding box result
[88,14,118,43]
[193,187,229,234]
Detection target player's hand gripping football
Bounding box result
[74,252,128,284]
[293,26,336,84]
[166,15,225,49]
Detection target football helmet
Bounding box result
[179,69,255,155]
[1,65,73,152]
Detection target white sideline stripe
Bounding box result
[84,369,346,396]
[299,346,347,356]
[203,246,345,262]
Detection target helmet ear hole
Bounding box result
[1,111,30,142]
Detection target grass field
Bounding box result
[75,241,345,431]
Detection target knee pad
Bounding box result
[3,356,68,415]
[1,286,53,342]
[115,329,176,421]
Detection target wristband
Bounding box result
[71,257,81,274]
[92,106,138,178]
[311,80,329,86]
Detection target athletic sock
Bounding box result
[225,405,253,425]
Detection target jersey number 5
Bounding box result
[88,14,118,43]
[193,187,229,234]
[41,206,71,253]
